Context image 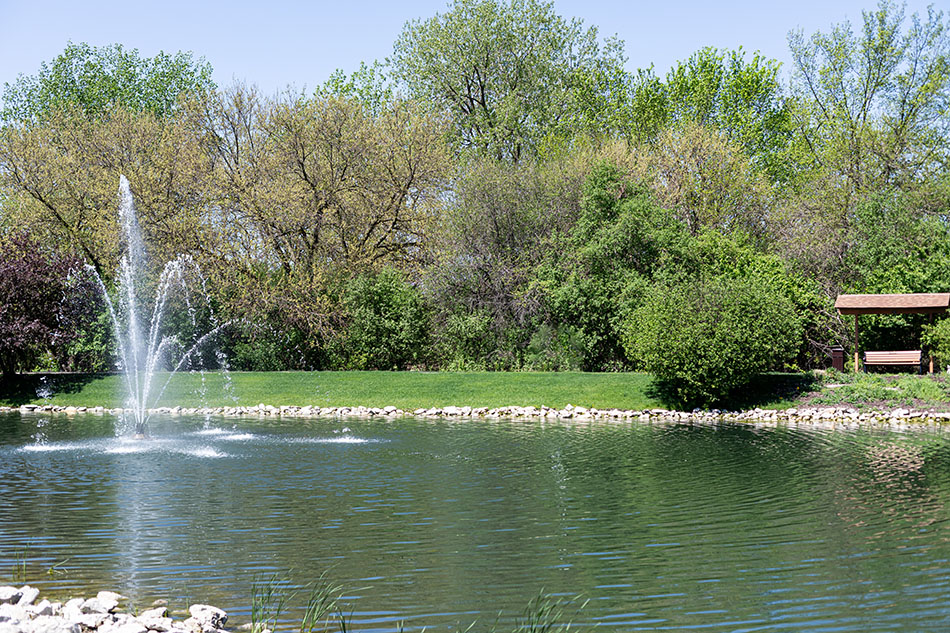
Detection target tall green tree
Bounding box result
[788,1,950,198]
[195,85,449,368]
[775,1,950,302]
[629,48,794,181]
[0,105,211,278]
[2,42,214,124]
[391,0,629,161]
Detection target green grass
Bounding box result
[6,369,944,413]
[0,371,664,411]
[808,371,950,409]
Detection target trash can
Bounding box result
[831,346,844,372]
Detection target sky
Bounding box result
[0,0,943,99]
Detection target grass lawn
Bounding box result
[0,371,665,410]
[4,370,943,412]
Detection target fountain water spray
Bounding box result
[93,176,230,436]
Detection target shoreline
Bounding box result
[5,402,950,432]
[0,585,229,633]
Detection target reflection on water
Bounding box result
[3,413,950,631]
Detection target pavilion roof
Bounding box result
[834,293,950,315]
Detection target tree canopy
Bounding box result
[1,42,215,124]
[391,0,628,161]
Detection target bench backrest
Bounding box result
[864,350,922,364]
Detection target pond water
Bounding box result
[2,412,950,631]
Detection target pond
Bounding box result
[2,412,950,631]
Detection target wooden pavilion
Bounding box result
[834,293,950,373]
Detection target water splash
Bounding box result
[93,176,232,436]
[35,376,53,401]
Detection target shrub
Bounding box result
[623,275,801,407]
[338,268,429,370]
[523,323,585,371]
[434,311,494,371]
[923,317,950,371]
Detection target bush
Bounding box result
[923,317,950,372]
[433,311,494,370]
[623,275,801,407]
[337,269,429,370]
[523,323,585,371]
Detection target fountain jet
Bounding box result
[94,176,228,436]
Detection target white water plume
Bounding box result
[91,176,233,436]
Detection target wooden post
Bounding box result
[854,314,860,372]
[930,313,935,374]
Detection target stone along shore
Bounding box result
[5,403,950,431]
[0,586,229,633]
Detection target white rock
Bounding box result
[0,604,27,623]
[60,600,83,619]
[26,601,53,617]
[22,616,80,633]
[138,616,173,632]
[137,608,167,620]
[187,605,226,629]
[97,592,125,604]
[100,621,147,633]
[74,613,110,629]
[0,589,21,606]
[16,588,39,607]
[81,597,116,614]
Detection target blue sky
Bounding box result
[0,0,941,97]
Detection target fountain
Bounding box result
[95,176,229,437]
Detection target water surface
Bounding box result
[2,412,950,631]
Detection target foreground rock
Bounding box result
[4,403,950,432]
[0,587,228,633]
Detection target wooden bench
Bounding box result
[863,350,922,372]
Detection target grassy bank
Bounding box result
[2,370,947,412]
[0,371,664,410]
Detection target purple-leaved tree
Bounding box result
[0,232,98,376]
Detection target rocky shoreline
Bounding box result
[0,586,229,633]
[4,402,950,431]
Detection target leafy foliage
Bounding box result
[426,155,586,369]
[336,269,430,370]
[631,47,794,180]
[2,42,214,123]
[392,0,628,161]
[535,162,690,370]
[0,232,101,375]
[923,318,950,372]
[0,3,948,389]
[623,275,802,407]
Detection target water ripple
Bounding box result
[4,414,950,631]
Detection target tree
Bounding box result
[665,48,794,181]
[425,154,587,368]
[336,268,430,370]
[772,1,950,329]
[391,0,629,161]
[534,162,692,371]
[0,105,212,279]
[628,48,794,181]
[2,42,215,124]
[622,123,775,239]
[317,61,395,115]
[195,85,449,368]
[787,1,950,198]
[199,85,448,278]
[0,232,99,376]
